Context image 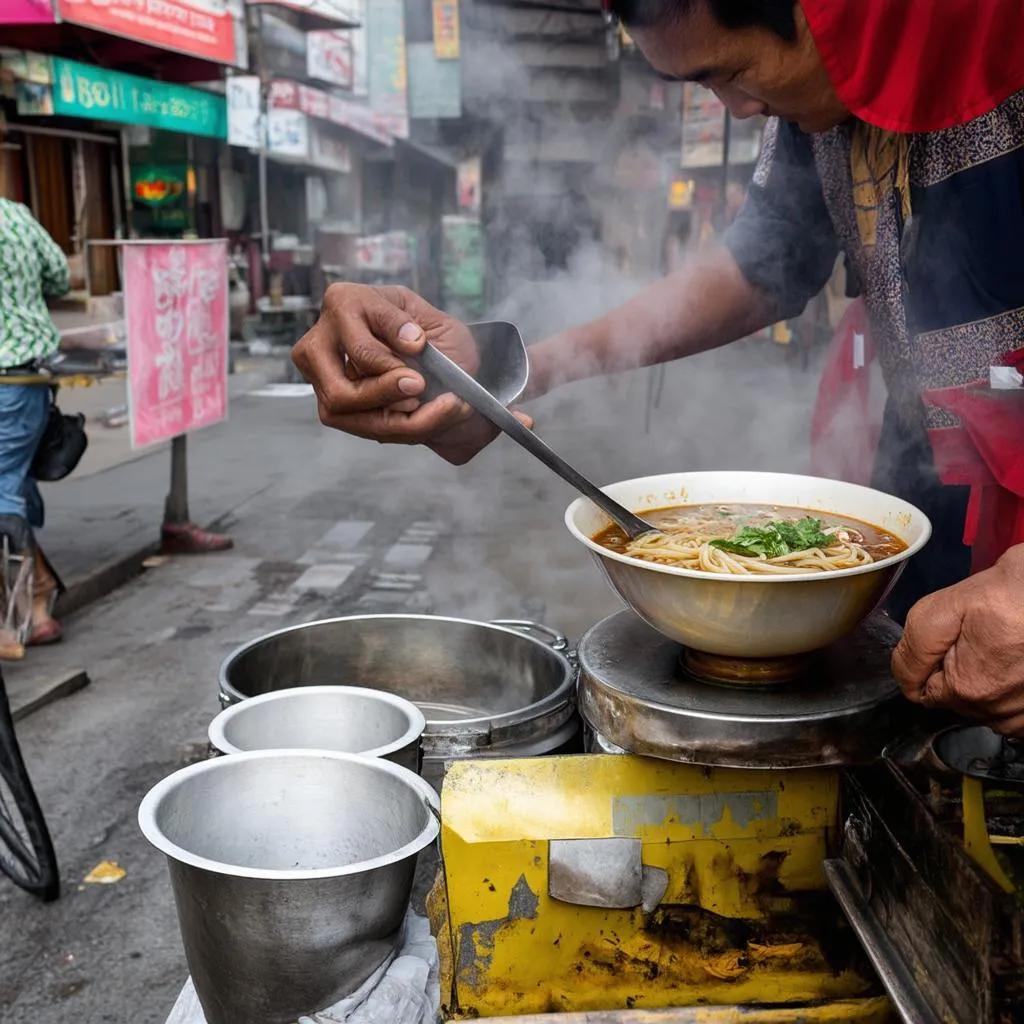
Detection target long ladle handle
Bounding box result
[413,342,653,539]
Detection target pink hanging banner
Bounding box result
[123,241,229,450]
[0,0,55,24]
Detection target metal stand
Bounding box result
[160,435,233,555]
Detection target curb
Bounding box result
[55,540,161,620]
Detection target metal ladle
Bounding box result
[412,341,654,539]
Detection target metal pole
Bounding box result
[255,7,271,274]
[719,109,732,230]
[164,434,190,525]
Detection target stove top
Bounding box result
[577,610,906,769]
[830,731,1024,1024]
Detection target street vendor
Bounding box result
[293,0,1024,733]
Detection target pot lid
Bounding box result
[578,611,904,769]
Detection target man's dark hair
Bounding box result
[609,0,798,43]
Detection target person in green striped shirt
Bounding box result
[0,199,70,659]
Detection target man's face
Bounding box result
[630,2,848,134]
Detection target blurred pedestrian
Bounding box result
[0,198,70,659]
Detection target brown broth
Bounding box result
[594,503,907,560]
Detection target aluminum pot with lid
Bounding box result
[218,615,579,789]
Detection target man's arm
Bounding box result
[295,118,839,462]
[528,119,841,396]
[526,246,777,398]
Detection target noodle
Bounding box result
[594,504,892,576]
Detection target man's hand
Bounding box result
[892,544,1024,736]
[293,283,533,465]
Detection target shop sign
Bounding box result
[2,49,54,85]
[457,157,480,216]
[52,59,228,139]
[354,231,411,273]
[227,74,262,148]
[54,0,241,66]
[367,0,408,139]
[269,78,391,146]
[132,165,187,207]
[0,0,55,24]
[432,0,459,60]
[307,30,353,89]
[406,42,460,120]
[310,127,351,173]
[123,241,229,450]
[266,106,309,158]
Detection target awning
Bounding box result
[245,0,361,32]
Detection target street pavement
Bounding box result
[0,329,822,1023]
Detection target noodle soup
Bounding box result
[594,503,907,576]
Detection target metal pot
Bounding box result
[207,686,425,773]
[138,750,439,1024]
[218,615,578,790]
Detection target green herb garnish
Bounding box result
[709,517,831,559]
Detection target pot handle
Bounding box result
[490,619,569,653]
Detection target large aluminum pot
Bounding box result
[207,686,425,773]
[566,471,931,659]
[138,750,439,1024]
[218,615,578,790]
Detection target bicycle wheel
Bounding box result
[0,678,59,901]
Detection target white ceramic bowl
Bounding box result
[565,471,931,658]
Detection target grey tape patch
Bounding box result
[612,791,778,837]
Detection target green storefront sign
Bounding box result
[52,59,227,139]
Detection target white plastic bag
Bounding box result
[165,912,440,1024]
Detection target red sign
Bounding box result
[0,0,55,24]
[269,78,392,146]
[55,0,239,66]
[124,241,229,449]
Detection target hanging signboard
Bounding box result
[457,157,480,216]
[123,241,229,450]
[54,0,242,66]
[367,0,408,139]
[681,83,726,169]
[52,59,227,138]
[266,107,309,158]
[0,0,54,25]
[432,0,459,60]
[310,126,352,173]
[227,75,262,148]
[307,30,354,88]
[270,78,391,146]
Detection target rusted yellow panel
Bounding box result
[436,756,868,1020]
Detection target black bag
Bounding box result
[31,388,88,482]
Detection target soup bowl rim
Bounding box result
[138,748,440,881]
[207,685,427,758]
[565,470,932,584]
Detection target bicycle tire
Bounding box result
[0,676,59,901]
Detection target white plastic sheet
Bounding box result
[165,912,440,1024]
